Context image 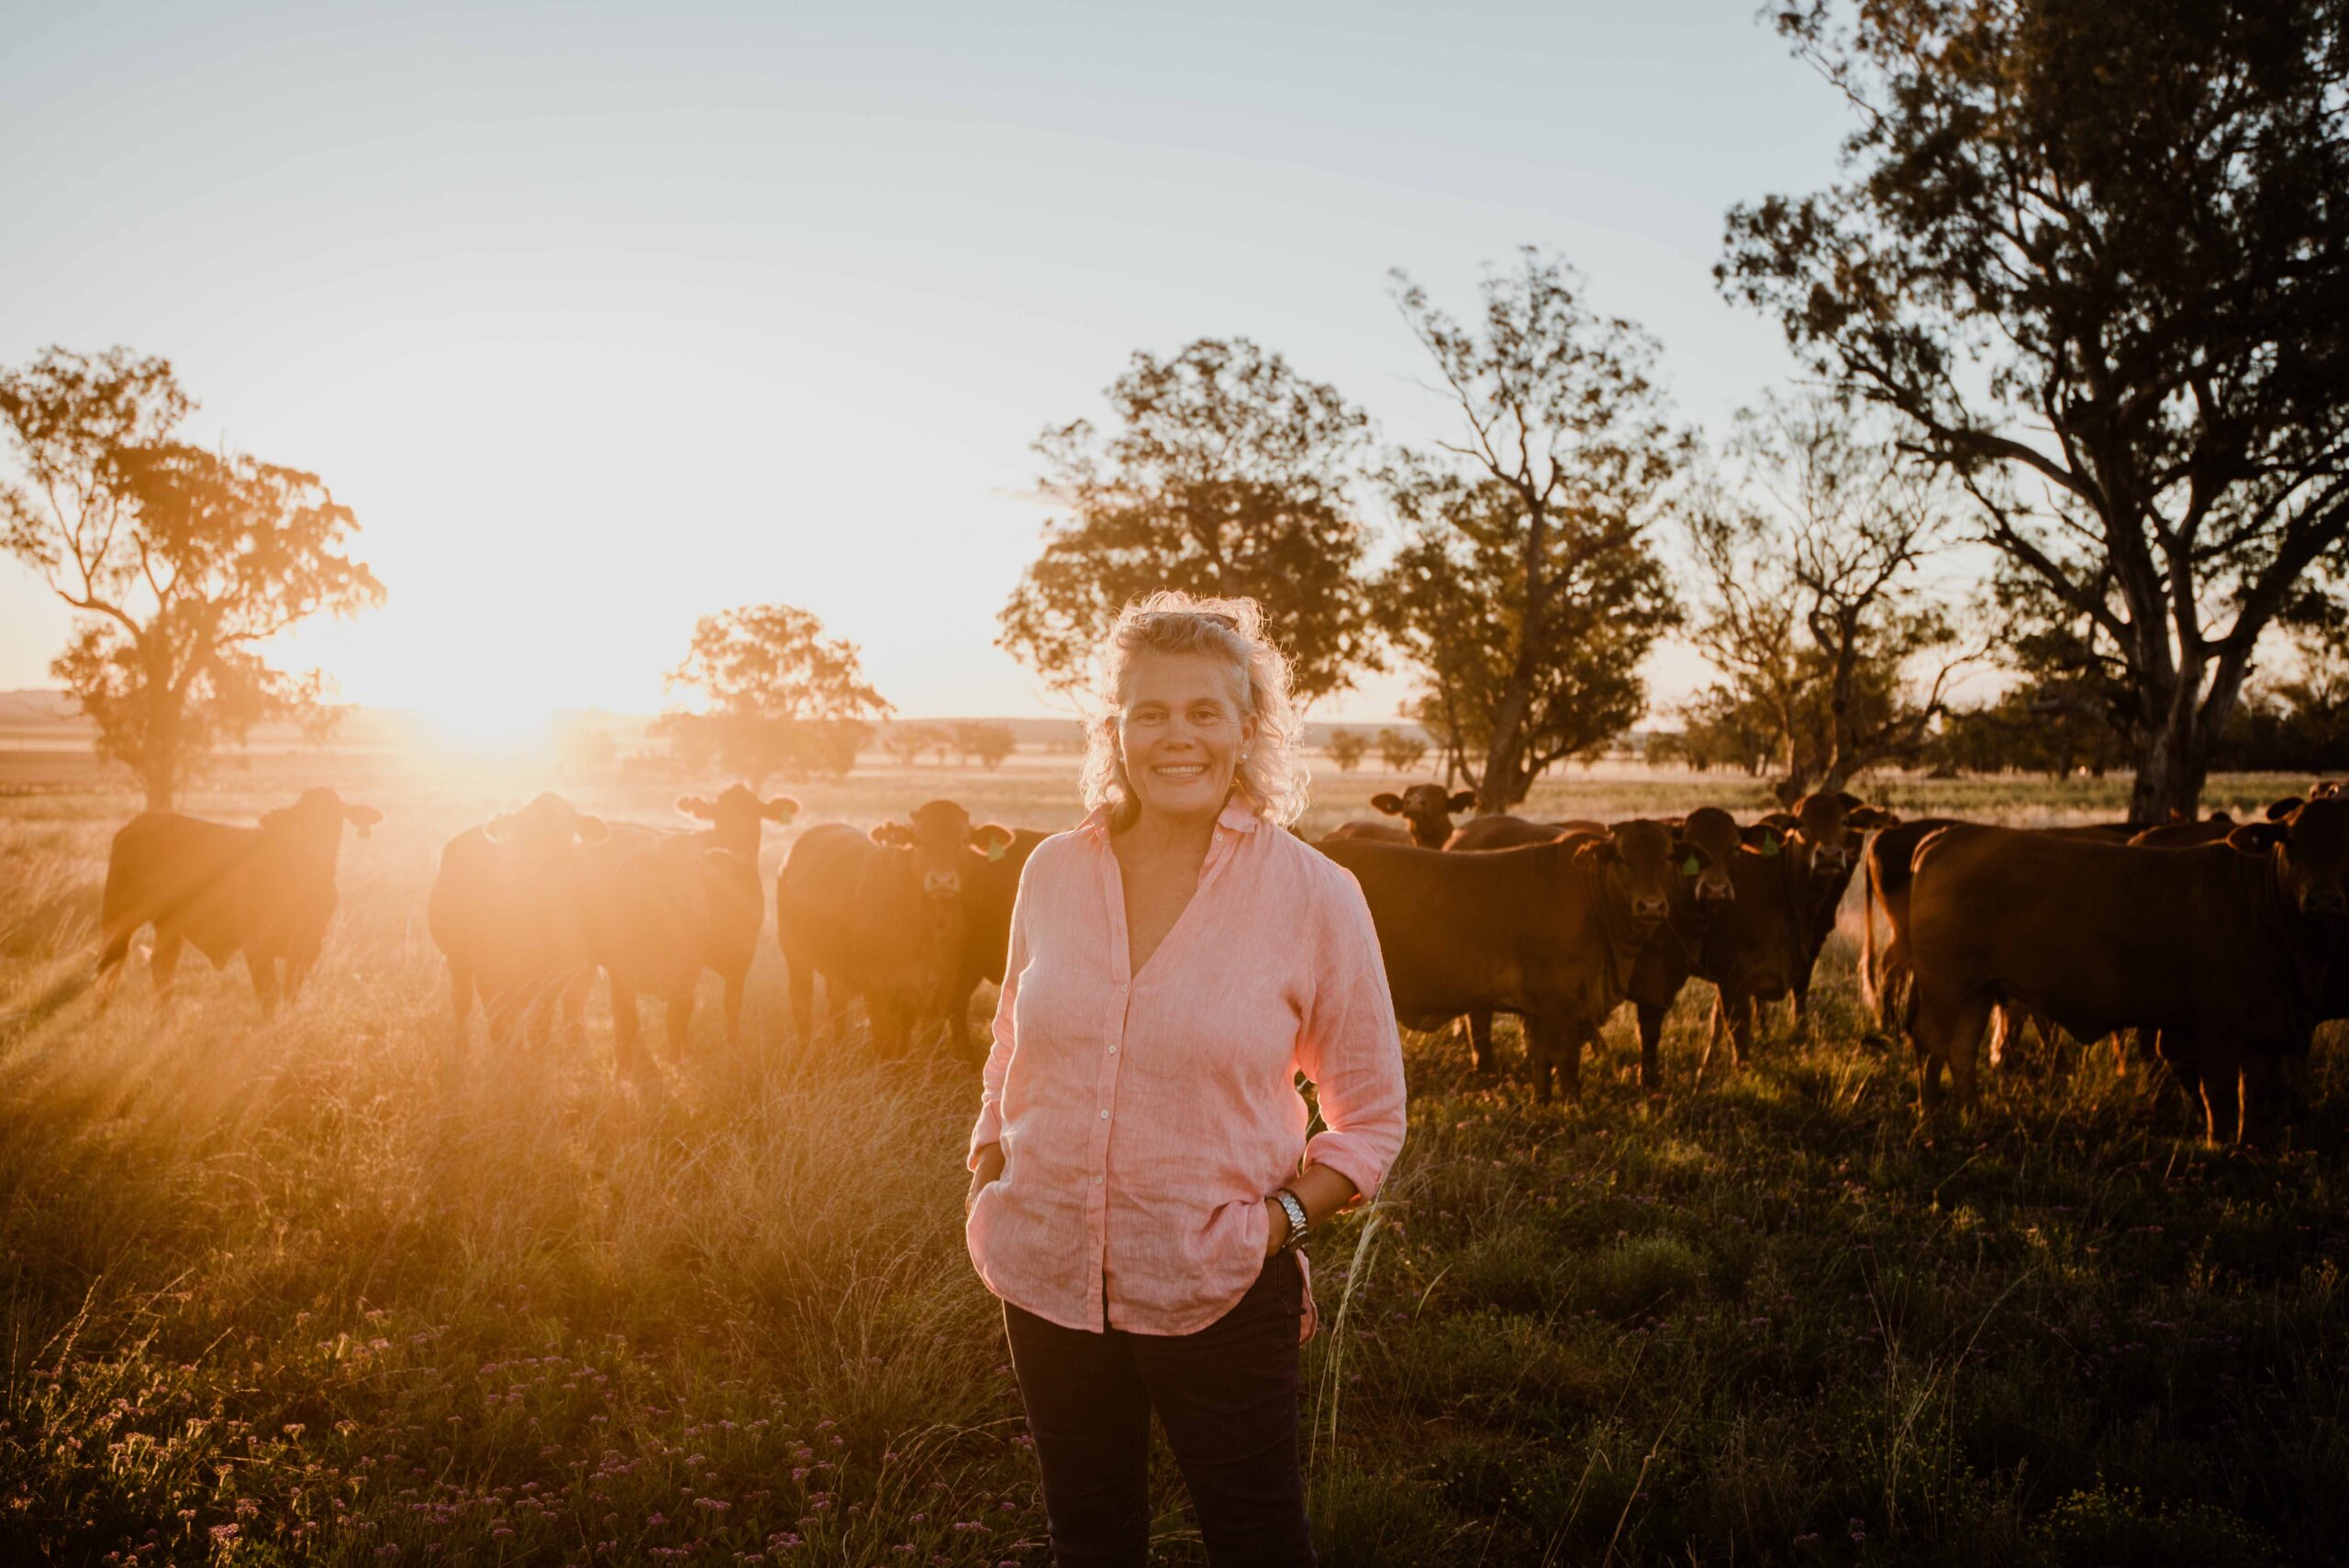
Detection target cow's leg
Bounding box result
[721,965,748,1048]
[150,929,186,1007]
[824,973,853,1049]
[663,984,696,1060]
[1912,986,1991,1114]
[1725,991,1757,1067]
[1634,1003,1665,1095]
[785,954,816,1047]
[1464,1011,1497,1074]
[610,982,656,1080]
[248,953,282,1018]
[1698,991,1726,1080]
[2238,1051,2282,1149]
[2197,1037,2245,1146]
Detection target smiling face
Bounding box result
[1116,650,1257,828]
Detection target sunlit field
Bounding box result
[4,758,2346,1565]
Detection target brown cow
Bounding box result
[1319,820,1706,1103]
[1689,818,1815,1073]
[777,801,1015,1057]
[1322,784,1478,849]
[2128,812,2237,849]
[1905,798,2349,1143]
[947,827,1051,1060]
[606,784,807,1051]
[429,793,607,1051]
[97,787,383,1016]
[1442,812,1742,1091]
[1768,792,1900,1028]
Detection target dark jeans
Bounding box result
[1002,1252,1315,1568]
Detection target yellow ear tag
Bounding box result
[1760,836,1781,857]
[1680,854,1699,878]
[985,840,1007,862]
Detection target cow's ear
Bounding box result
[345,803,383,839]
[2210,811,2234,826]
[1572,836,1621,871]
[1742,825,1787,856]
[872,822,915,848]
[1835,791,1864,810]
[1670,837,1717,877]
[679,795,716,820]
[575,816,610,845]
[763,796,801,823]
[1446,790,1478,812]
[1370,793,1405,816]
[1757,812,1800,834]
[2266,796,2305,821]
[1847,806,1900,830]
[2315,781,2343,799]
[2228,822,2289,856]
[972,823,1015,862]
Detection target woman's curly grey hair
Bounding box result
[1080,591,1309,830]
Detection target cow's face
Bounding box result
[1577,818,1679,933]
[1786,793,1897,884]
[486,792,608,857]
[679,785,798,854]
[872,799,1012,902]
[262,788,384,853]
[2238,797,2349,916]
[1675,807,1740,906]
[1372,784,1480,849]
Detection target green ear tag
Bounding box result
[985,840,1007,862]
[1680,854,1700,878]
[1760,835,1781,857]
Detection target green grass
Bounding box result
[1,762,2343,1564]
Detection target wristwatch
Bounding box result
[1270,1187,1309,1254]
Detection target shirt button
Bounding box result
[1093,1174,1104,1185]
[1098,1108,1109,1119]
[1108,1044,1118,1054]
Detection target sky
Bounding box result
[0,0,1858,734]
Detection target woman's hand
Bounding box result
[1263,1195,1286,1258]
[967,1143,1007,1216]
[1262,1165,1364,1257]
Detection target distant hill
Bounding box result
[0,690,83,725]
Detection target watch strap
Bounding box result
[1271,1187,1309,1253]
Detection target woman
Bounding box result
[964,592,1408,1567]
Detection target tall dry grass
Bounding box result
[1,764,2343,1564]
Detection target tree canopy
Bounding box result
[1721,0,2349,821]
[1381,250,1685,811]
[998,338,1380,706]
[0,347,383,807]
[660,605,891,784]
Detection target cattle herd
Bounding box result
[84,777,2349,1146]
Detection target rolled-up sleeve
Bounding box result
[1293,864,1407,1205]
[966,869,1030,1171]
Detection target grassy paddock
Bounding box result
[1,762,2343,1565]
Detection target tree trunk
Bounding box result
[140,660,181,812]
[2128,718,2208,826]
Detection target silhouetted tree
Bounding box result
[1375,727,1429,775]
[999,339,1381,705]
[660,605,889,784]
[1682,392,1975,801]
[1379,250,1684,811]
[0,348,384,808]
[1722,0,2349,822]
[1325,728,1368,773]
[953,719,1018,771]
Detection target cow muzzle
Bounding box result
[1631,894,1672,924]
[1696,875,1735,906]
[923,871,963,899]
[2301,889,2348,916]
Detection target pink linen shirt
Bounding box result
[964,797,1408,1337]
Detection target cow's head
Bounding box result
[679,784,798,858]
[872,800,1015,901]
[485,792,608,855]
[1576,818,1681,934]
[2232,795,2349,916]
[1784,793,1898,884]
[1674,806,1740,906]
[1371,784,1480,849]
[262,788,384,848]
